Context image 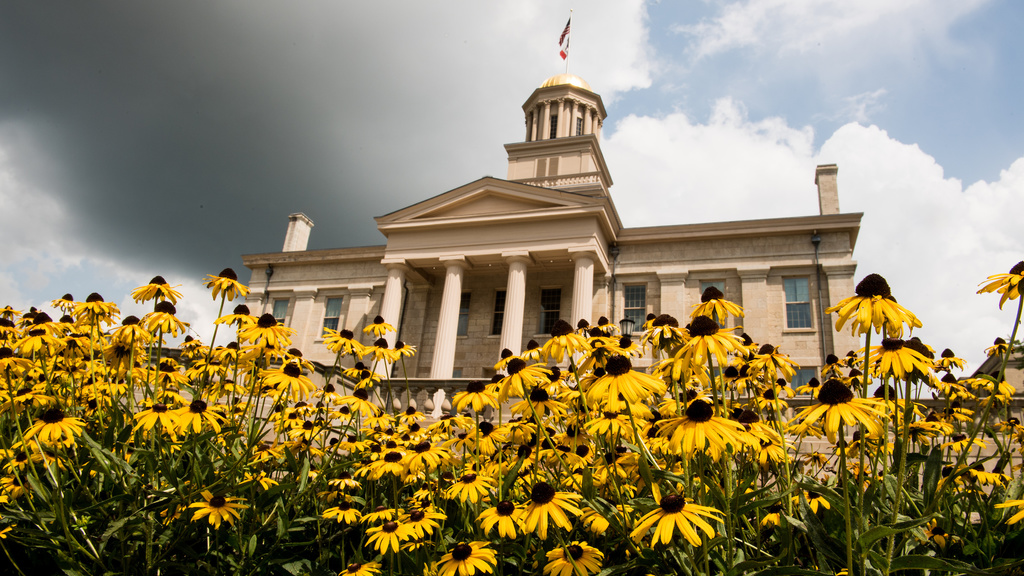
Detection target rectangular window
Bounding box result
[272,299,289,325]
[784,278,812,329]
[322,297,343,334]
[536,158,547,178]
[549,115,558,139]
[793,368,817,390]
[539,288,561,334]
[575,117,583,136]
[700,280,726,326]
[492,290,506,336]
[457,292,471,336]
[623,285,646,331]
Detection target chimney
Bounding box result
[815,164,839,215]
[282,213,314,252]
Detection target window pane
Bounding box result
[787,302,812,328]
[540,288,561,334]
[549,116,558,139]
[272,299,288,323]
[457,293,471,336]
[784,278,809,302]
[323,297,343,333]
[700,280,725,294]
[492,290,506,336]
[792,368,817,389]
[623,285,646,330]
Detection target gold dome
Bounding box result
[539,73,592,92]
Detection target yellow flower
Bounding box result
[629,494,722,547]
[826,274,921,337]
[977,261,1024,309]
[996,499,1024,524]
[188,491,248,529]
[323,501,362,524]
[204,268,250,302]
[478,501,523,539]
[453,380,500,413]
[363,315,396,338]
[175,399,225,434]
[871,338,934,381]
[445,472,494,504]
[793,379,886,444]
[656,400,749,459]
[339,561,382,576]
[522,482,582,540]
[143,301,189,337]
[437,542,496,576]
[239,314,295,349]
[544,541,604,576]
[365,520,413,555]
[131,276,182,304]
[72,293,120,327]
[541,320,592,363]
[691,285,744,321]
[585,355,666,408]
[23,407,86,447]
[132,402,178,437]
[673,315,743,371]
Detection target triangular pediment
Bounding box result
[376,177,604,226]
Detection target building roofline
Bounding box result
[242,245,386,268]
[616,212,863,247]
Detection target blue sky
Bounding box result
[1,1,1021,372]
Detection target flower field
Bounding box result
[0,265,1022,576]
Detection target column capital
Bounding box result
[438,255,469,270]
[381,257,409,271]
[501,251,532,266]
[569,249,597,262]
[821,263,857,277]
[656,270,688,283]
[293,289,318,300]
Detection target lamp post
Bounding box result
[619,317,636,337]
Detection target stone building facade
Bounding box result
[241,74,862,384]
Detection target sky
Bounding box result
[1,1,1022,374]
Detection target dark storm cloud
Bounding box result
[0,2,529,280]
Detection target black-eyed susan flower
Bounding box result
[872,337,933,381]
[132,403,178,436]
[935,348,966,372]
[497,359,551,402]
[675,315,743,371]
[131,276,182,304]
[175,399,225,434]
[403,440,450,474]
[584,354,666,408]
[657,399,748,459]
[402,507,446,539]
[826,274,921,337]
[323,500,362,524]
[365,520,412,555]
[239,314,295,349]
[453,380,500,413]
[437,541,496,576]
[629,493,722,547]
[214,304,257,328]
[204,268,250,302]
[544,541,604,576]
[72,293,120,327]
[261,361,316,401]
[793,490,831,513]
[541,319,591,363]
[143,301,188,338]
[691,285,744,322]
[339,561,382,576]
[363,315,395,338]
[188,491,249,529]
[339,388,381,418]
[748,344,799,383]
[478,500,523,539]
[793,379,885,444]
[445,472,494,504]
[522,481,582,540]
[985,337,1009,358]
[323,328,364,358]
[23,407,85,447]
[978,261,1024,309]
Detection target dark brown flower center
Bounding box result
[685,400,714,422]
[451,543,473,561]
[189,400,208,413]
[651,314,678,328]
[855,273,891,298]
[409,510,425,522]
[758,344,775,355]
[152,403,168,413]
[209,496,226,508]
[218,268,238,280]
[506,358,527,375]
[1010,261,1024,275]
[701,286,724,302]
[605,354,632,376]
[529,387,550,402]
[466,380,486,394]
[154,301,176,315]
[567,544,584,560]
[86,293,104,303]
[530,482,556,504]
[550,319,573,337]
[382,521,398,533]
[817,379,853,405]
[257,314,277,328]
[460,473,478,484]
[122,315,140,326]
[737,409,760,424]
[660,494,685,513]
[496,500,515,516]
[40,407,65,424]
[688,315,719,337]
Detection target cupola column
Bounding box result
[584,107,593,136]
[499,253,531,356]
[541,102,552,141]
[430,257,468,379]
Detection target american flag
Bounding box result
[558,17,571,60]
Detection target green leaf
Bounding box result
[889,554,1017,575]
[796,493,844,567]
[922,446,943,507]
[501,454,526,497]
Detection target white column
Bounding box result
[584,107,593,136]
[430,257,468,379]
[570,252,595,326]
[499,253,530,355]
[541,102,552,140]
[555,99,565,138]
[379,260,407,347]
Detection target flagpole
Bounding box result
[565,9,572,74]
